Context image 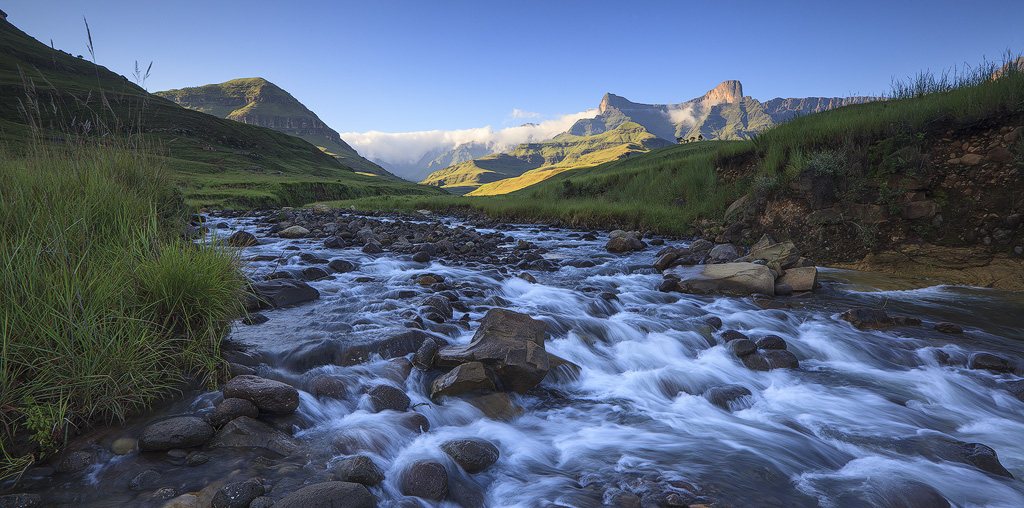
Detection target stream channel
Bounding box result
[9,210,1024,508]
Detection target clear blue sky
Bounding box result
[6,0,1024,134]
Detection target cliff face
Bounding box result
[571,81,880,143]
[156,78,399,179]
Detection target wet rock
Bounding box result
[209,416,299,457]
[564,258,596,268]
[720,330,749,342]
[383,357,413,384]
[324,236,346,249]
[301,267,329,281]
[138,416,215,452]
[362,242,384,254]
[934,322,964,334]
[401,460,449,501]
[657,279,679,292]
[605,237,632,253]
[0,494,41,508]
[967,352,1015,373]
[328,259,356,273]
[751,294,792,310]
[399,412,431,433]
[756,335,788,350]
[310,376,348,399]
[708,243,740,263]
[739,240,801,269]
[413,338,440,370]
[282,330,444,370]
[211,479,264,508]
[421,295,453,322]
[704,385,753,411]
[250,279,320,309]
[412,251,431,263]
[704,316,723,329]
[437,309,549,393]
[742,350,799,371]
[185,451,209,466]
[728,339,757,357]
[840,307,894,329]
[1005,379,1024,402]
[56,450,92,472]
[518,272,538,283]
[441,439,500,473]
[367,384,410,412]
[776,266,817,292]
[466,392,525,421]
[774,283,793,296]
[222,375,300,414]
[961,442,1014,478]
[111,437,136,455]
[431,362,497,398]
[330,455,385,486]
[545,352,582,383]
[867,480,951,508]
[227,231,258,247]
[249,498,274,508]
[604,489,642,508]
[274,481,377,508]
[669,262,775,296]
[241,312,269,325]
[209,398,259,427]
[279,226,309,239]
[129,469,160,490]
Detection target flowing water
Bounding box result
[11,213,1024,507]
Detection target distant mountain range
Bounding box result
[421,81,879,194]
[156,79,400,180]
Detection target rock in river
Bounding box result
[441,438,500,473]
[274,481,377,508]
[437,309,549,393]
[222,375,300,414]
[250,279,320,309]
[667,262,775,296]
[138,416,214,452]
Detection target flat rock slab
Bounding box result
[667,262,775,296]
[251,279,320,308]
[776,266,818,292]
[209,416,299,457]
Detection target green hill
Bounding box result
[420,122,671,194]
[155,78,400,180]
[0,18,442,207]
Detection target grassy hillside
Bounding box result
[0,18,442,208]
[155,78,401,180]
[421,122,671,194]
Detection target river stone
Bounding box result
[138,416,214,452]
[960,442,1014,478]
[466,392,524,421]
[739,240,801,269]
[605,237,632,253]
[222,375,300,414]
[367,384,410,412]
[441,439,500,473]
[274,481,377,508]
[279,226,309,239]
[249,497,274,508]
[56,450,92,472]
[968,352,1015,373]
[704,316,723,329]
[330,455,385,486]
[840,307,895,329]
[720,330,749,342]
[412,251,431,263]
[421,295,453,321]
[431,362,497,399]
[728,339,757,357]
[311,376,348,399]
[756,335,788,350]
[209,398,259,427]
[227,231,258,247]
[866,480,951,508]
[111,437,137,455]
[250,279,320,308]
[437,309,549,393]
[670,262,775,296]
[934,322,964,334]
[703,385,753,411]
[362,242,384,254]
[399,412,431,433]
[413,338,440,370]
[545,352,582,383]
[0,494,41,508]
[742,350,799,371]
[302,267,329,281]
[653,252,678,271]
[208,416,299,457]
[776,266,817,292]
[282,330,445,371]
[708,243,740,263]
[210,477,264,505]
[329,259,356,273]
[401,460,449,501]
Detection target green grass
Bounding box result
[0,142,244,478]
[338,55,1024,235]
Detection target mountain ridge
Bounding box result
[156,78,400,180]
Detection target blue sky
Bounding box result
[6,1,1024,136]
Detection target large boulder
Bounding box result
[227,231,259,247]
[400,460,449,501]
[138,416,214,452]
[209,416,300,457]
[431,362,497,398]
[274,482,376,508]
[330,455,385,486]
[776,266,818,293]
[250,279,320,308]
[668,263,775,296]
[739,240,801,269]
[279,226,310,239]
[222,375,300,414]
[367,384,410,412]
[437,309,549,393]
[441,439,500,474]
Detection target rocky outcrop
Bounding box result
[437,309,549,393]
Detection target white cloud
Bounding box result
[509,108,542,120]
[340,108,598,166]
[664,98,723,127]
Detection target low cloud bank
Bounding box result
[341,109,598,166]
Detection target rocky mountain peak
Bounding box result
[599,93,637,113]
[701,80,744,104]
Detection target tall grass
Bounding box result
[0,142,244,478]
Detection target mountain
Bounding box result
[420,81,879,196]
[421,122,671,194]
[379,141,494,182]
[155,78,399,180]
[0,16,442,207]
[571,80,878,142]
